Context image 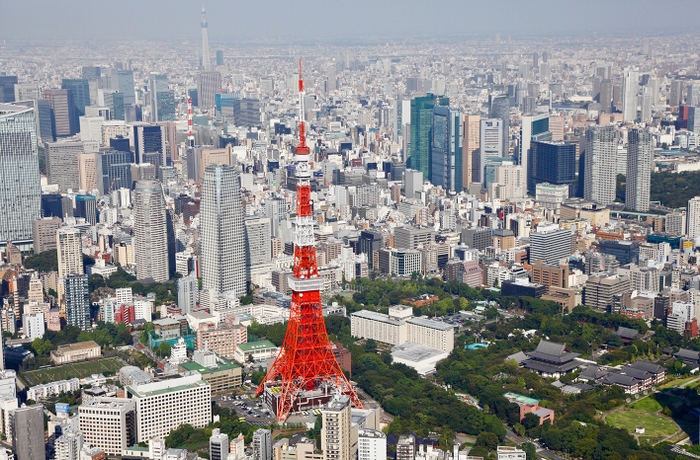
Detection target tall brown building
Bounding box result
[462,115,480,191]
[531,260,569,288]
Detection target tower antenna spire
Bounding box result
[256,57,362,421]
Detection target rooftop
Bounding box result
[237,340,277,352]
[54,341,100,353]
[351,310,404,326]
[406,317,454,331]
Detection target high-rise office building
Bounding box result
[622,68,639,122]
[15,83,40,103]
[429,106,461,192]
[43,89,74,137]
[37,99,55,141]
[216,50,224,67]
[488,94,510,156]
[530,141,576,194]
[64,274,90,330]
[530,224,574,265]
[404,169,423,200]
[408,94,438,176]
[57,227,83,278]
[687,106,700,134]
[46,140,83,191]
[625,128,653,212]
[148,73,175,122]
[101,150,134,194]
[0,76,18,102]
[200,165,246,302]
[201,7,212,72]
[133,124,166,166]
[110,69,135,106]
[688,196,700,239]
[11,404,46,460]
[478,119,504,184]
[133,181,169,283]
[33,217,62,254]
[209,429,229,460]
[75,195,97,225]
[252,429,272,460]
[244,217,272,281]
[519,113,550,190]
[584,125,618,206]
[599,79,613,113]
[358,429,387,460]
[462,114,480,191]
[61,79,90,133]
[78,153,101,192]
[197,72,221,113]
[41,193,68,219]
[0,103,41,244]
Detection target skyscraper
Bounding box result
[46,140,83,191]
[197,72,222,113]
[101,149,134,194]
[530,141,576,193]
[61,79,90,133]
[519,113,551,192]
[75,195,97,225]
[133,124,166,166]
[133,181,169,283]
[244,217,272,281]
[11,404,46,460]
[625,128,653,212]
[110,69,136,106]
[429,105,461,192]
[599,79,613,113]
[408,94,438,177]
[584,125,618,206]
[64,274,90,330]
[200,165,246,302]
[201,7,212,72]
[149,73,175,122]
[489,93,510,156]
[478,118,504,184]
[687,196,700,239]
[43,89,74,137]
[0,76,18,102]
[0,103,42,244]
[57,227,83,279]
[462,114,480,191]
[622,68,639,122]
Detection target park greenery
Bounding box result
[89,267,178,303]
[247,276,700,459]
[617,170,700,209]
[23,249,58,272]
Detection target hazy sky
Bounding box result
[2,0,698,43]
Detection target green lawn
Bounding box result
[22,357,126,386]
[607,411,677,437]
[630,396,662,412]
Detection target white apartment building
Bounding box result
[688,196,700,239]
[55,428,84,460]
[321,395,355,460]
[358,429,387,460]
[57,227,83,279]
[406,317,455,353]
[350,310,407,346]
[27,378,80,401]
[351,310,454,352]
[126,373,211,442]
[23,312,45,340]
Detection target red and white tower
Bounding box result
[256,60,362,421]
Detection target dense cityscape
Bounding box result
[2,3,700,460]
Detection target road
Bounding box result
[504,428,567,460]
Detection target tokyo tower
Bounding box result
[255,60,362,421]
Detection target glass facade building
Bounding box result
[0,103,41,244]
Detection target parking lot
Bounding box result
[214,392,277,425]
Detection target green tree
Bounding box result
[157,342,172,357]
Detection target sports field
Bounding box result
[607,411,677,437]
[21,356,126,386]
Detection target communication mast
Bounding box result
[255,59,362,421]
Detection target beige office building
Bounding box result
[79,397,136,455]
[33,217,62,253]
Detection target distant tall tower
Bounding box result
[626,128,653,212]
[201,7,212,72]
[622,67,639,122]
[687,196,700,238]
[462,114,480,192]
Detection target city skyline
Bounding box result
[3,1,700,42]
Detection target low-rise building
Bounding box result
[179,350,242,391]
[51,341,101,364]
[233,340,278,364]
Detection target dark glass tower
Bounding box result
[409,94,438,177]
[530,141,576,193]
[430,105,462,192]
[61,79,90,133]
[101,149,134,193]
